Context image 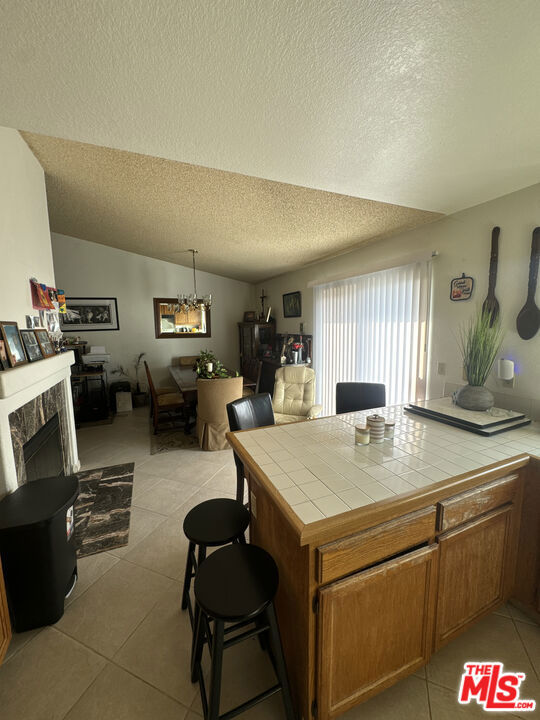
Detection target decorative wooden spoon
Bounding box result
[516,227,540,340]
[482,227,500,326]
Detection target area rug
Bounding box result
[74,462,134,558]
[150,425,199,454]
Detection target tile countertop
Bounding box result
[233,404,540,526]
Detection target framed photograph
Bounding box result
[35,328,56,357]
[0,340,7,370]
[60,297,120,332]
[0,322,28,367]
[283,291,302,318]
[243,311,257,322]
[20,330,43,362]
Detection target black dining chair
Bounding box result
[226,393,275,503]
[335,382,386,414]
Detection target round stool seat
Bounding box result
[183,498,250,547]
[195,544,278,621]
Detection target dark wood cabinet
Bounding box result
[238,322,275,364]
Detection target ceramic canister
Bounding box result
[366,414,385,444]
[355,425,370,445]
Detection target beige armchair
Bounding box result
[272,366,323,424]
[196,376,243,450]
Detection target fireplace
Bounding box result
[23,413,64,483]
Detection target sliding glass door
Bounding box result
[314,262,430,414]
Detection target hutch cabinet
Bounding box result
[238,322,275,364]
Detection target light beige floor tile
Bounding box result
[123,515,188,580]
[427,613,535,693]
[3,626,43,663]
[108,505,167,558]
[131,469,165,499]
[56,559,173,657]
[114,583,200,706]
[203,465,238,495]
[515,620,540,679]
[133,477,200,515]
[68,552,120,605]
[64,663,188,720]
[508,602,540,626]
[492,602,512,619]
[172,486,237,521]
[338,674,430,720]
[0,627,105,720]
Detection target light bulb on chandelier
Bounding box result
[177,250,212,313]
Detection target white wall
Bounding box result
[256,183,540,418]
[52,234,254,388]
[0,127,55,324]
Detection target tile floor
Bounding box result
[0,408,538,719]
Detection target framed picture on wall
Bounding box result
[283,291,302,318]
[60,297,120,332]
[19,330,44,362]
[0,322,28,367]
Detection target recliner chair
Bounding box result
[272,366,322,424]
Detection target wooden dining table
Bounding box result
[168,365,198,433]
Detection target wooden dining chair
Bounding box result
[241,358,262,395]
[144,361,185,433]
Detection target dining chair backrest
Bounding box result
[144,361,157,404]
[227,393,275,432]
[227,393,275,502]
[196,376,244,451]
[335,382,386,414]
[241,358,263,392]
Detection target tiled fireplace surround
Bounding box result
[0,352,80,498]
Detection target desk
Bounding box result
[169,365,197,432]
[227,404,540,720]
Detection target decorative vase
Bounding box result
[292,351,298,365]
[455,385,494,412]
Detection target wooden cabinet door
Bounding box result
[0,556,12,665]
[317,544,438,720]
[435,504,516,650]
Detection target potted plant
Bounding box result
[455,307,504,411]
[194,350,239,378]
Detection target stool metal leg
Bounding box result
[265,603,296,720]
[208,619,225,720]
[181,541,196,610]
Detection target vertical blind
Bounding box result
[314,262,430,415]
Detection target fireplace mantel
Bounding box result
[0,351,79,498]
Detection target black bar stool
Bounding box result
[191,543,296,720]
[181,498,250,628]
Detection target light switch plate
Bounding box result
[437,362,446,376]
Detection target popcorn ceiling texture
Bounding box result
[21,132,440,283]
[2,2,539,213]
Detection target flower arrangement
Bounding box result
[194,349,239,379]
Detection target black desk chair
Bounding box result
[191,544,295,720]
[335,382,386,414]
[226,393,275,503]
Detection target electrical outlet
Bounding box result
[250,490,257,518]
[437,362,446,376]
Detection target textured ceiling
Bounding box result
[21,132,441,283]
[2,1,540,214]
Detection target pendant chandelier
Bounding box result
[177,249,212,312]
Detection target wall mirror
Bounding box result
[153,298,211,338]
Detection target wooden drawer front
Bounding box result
[317,506,437,584]
[317,544,438,719]
[437,474,518,532]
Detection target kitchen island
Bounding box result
[227,404,540,720]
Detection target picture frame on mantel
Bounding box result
[0,321,28,367]
[19,329,44,363]
[60,297,120,332]
[283,291,302,318]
